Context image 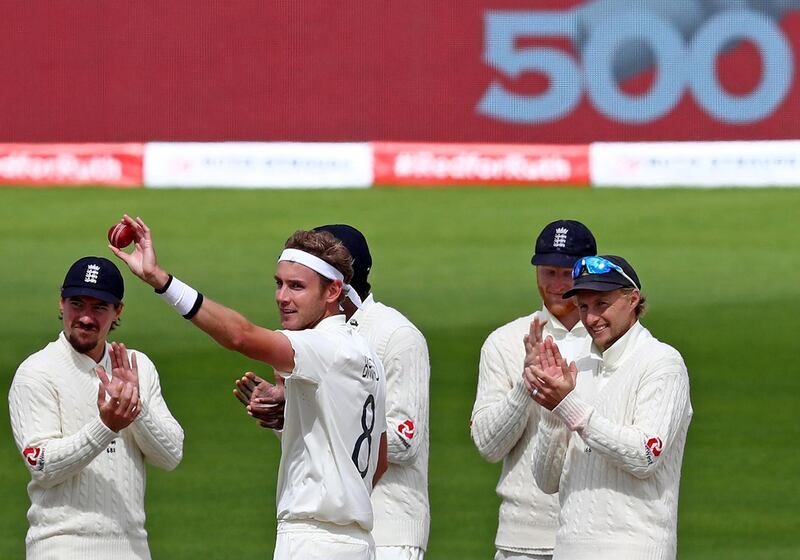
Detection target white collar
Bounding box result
[58,331,110,368]
[538,306,588,336]
[312,313,347,331]
[596,321,645,369]
[349,293,374,325]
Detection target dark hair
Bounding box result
[59,303,123,330]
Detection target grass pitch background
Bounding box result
[0,186,798,558]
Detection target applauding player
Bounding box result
[9,256,183,559]
[527,255,692,559]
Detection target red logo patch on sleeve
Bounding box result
[646,437,663,457]
[23,447,44,471]
[398,419,415,439]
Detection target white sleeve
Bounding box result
[279,329,332,385]
[127,352,184,471]
[382,326,429,465]
[530,410,571,494]
[470,334,533,463]
[8,370,117,489]
[551,356,691,479]
[375,357,388,437]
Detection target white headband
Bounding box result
[278,249,362,308]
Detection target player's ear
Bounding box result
[323,279,342,305]
[627,289,640,310]
[114,302,125,319]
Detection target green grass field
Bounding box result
[1,186,798,559]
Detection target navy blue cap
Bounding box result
[531,220,597,268]
[563,255,641,298]
[61,256,124,305]
[313,224,372,296]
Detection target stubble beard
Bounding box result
[67,331,100,355]
[543,292,578,324]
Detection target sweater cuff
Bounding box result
[509,378,534,408]
[88,417,119,447]
[552,391,594,432]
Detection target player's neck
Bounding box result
[552,309,580,331]
[83,341,107,363]
[305,304,344,329]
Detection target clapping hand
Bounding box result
[523,336,577,411]
[96,342,141,432]
[523,316,548,369]
[234,371,286,429]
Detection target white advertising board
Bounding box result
[591,141,800,188]
[144,142,373,188]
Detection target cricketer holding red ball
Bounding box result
[108,222,135,249]
[235,224,431,560]
[111,215,388,560]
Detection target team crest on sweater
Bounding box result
[23,447,45,471]
[398,419,415,439]
[644,436,664,464]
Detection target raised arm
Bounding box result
[107,343,184,471]
[109,215,295,372]
[553,360,690,479]
[528,339,691,479]
[470,335,533,463]
[530,408,571,494]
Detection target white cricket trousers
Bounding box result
[274,519,375,560]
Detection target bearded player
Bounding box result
[470,220,597,560]
[9,256,183,559]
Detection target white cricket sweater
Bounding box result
[350,294,431,550]
[531,322,692,560]
[8,332,184,560]
[470,308,593,552]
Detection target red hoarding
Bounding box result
[374,142,590,186]
[0,144,143,187]
[2,1,799,143]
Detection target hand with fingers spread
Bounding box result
[523,337,578,411]
[233,371,286,430]
[108,215,170,290]
[523,316,548,369]
[96,344,141,432]
[108,341,139,387]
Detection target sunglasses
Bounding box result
[572,256,639,290]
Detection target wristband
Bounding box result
[184,293,204,320]
[154,275,173,294]
[157,275,203,319]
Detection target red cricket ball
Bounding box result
[108,222,135,249]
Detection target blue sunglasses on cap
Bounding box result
[572,256,639,290]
